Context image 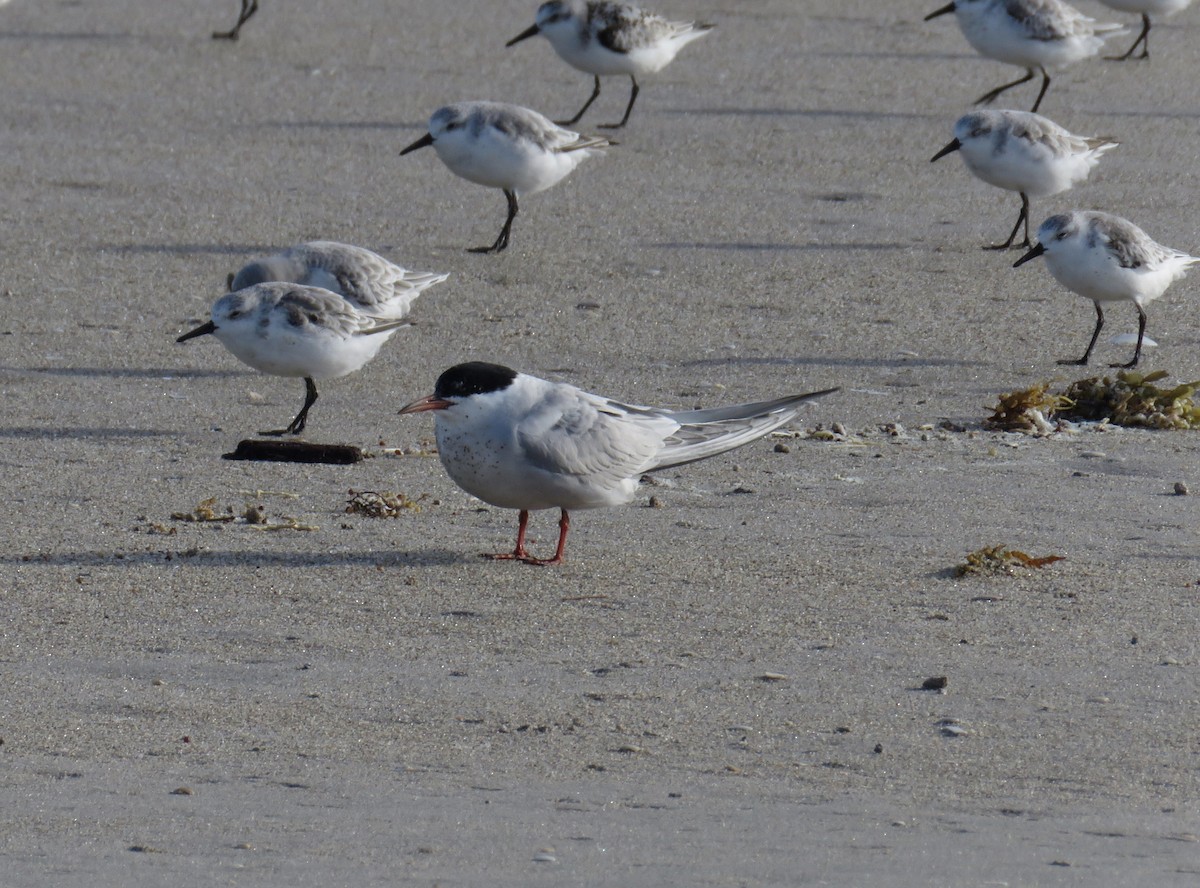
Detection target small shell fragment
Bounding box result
[937,719,968,738]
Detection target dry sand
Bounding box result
[2,0,1199,884]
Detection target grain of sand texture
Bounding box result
[1,0,1199,885]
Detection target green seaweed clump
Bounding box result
[985,371,1200,431]
[983,381,1069,433]
[1060,370,1200,429]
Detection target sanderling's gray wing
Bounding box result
[1008,0,1112,39]
[1087,215,1173,270]
[475,102,612,154]
[595,6,664,51]
[1003,113,1116,157]
[291,242,447,317]
[592,2,708,51]
[554,130,614,153]
[1004,112,1073,152]
[270,285,409,339]
[1082,135,1118,153]
[467,103,551,148]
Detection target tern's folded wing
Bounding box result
[516,389,676,482]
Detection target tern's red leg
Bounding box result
[521,510,570,566]
[483,509,532,561]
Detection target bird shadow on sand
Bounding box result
[254,119,423,132]
[659,106,941,121]
[0,365,241,379]
[680,355,985,370]
[0,426,177,439]
[99,243,278,257]
[0,30,138,42]
[2,548,470,569]
[647,241,911,252]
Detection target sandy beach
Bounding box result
[2,0,1199,884]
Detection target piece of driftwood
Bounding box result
[222,439,364,464]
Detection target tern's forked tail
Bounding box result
[651,387,839,471]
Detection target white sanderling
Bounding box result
[398,361,837,565]
[925,0,1126,112]
[506,0,715,129]
[213,0,259,40]
[1094,0,1194,59]
[1013,211,1199,367]
[931,109,1118,250]
[177,282,412,436]
[227,242,449,320]
[399,101,613,254]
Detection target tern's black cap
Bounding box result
[434,362,518,399]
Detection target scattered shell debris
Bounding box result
[378,438,439,458]
[171,497,317,531]
[954,546,1064,577]
[986,370,1200,433]
[345,489,426,518]
[171,497,235,523]
[247,516,318,532]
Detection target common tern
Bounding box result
[399,362,837,565]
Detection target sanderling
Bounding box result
[213,0,259,40]
[399,101,613,254]
[1014,211,1199,367]
[399,362,837,565]
[925,0,1126,112]
[931,109,1118,250]
[1095,0,1194,59]
[227,242,449,320]
[506,0,715,129]
[177,282,412,436]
